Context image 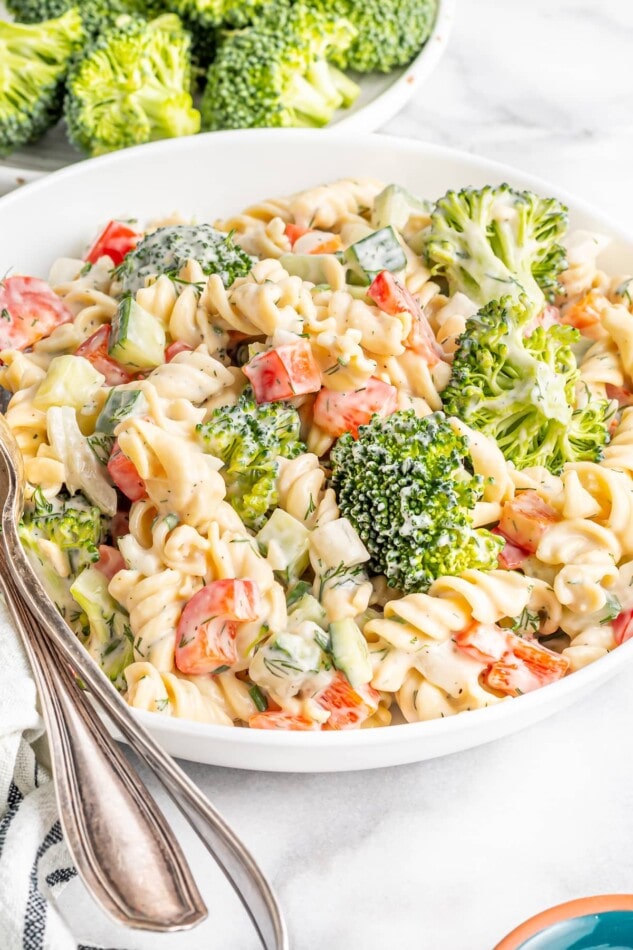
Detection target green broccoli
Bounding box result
[64,14,200,157]
[331,411,502,593]
[308,0,438,73]
[164,0,282,66]
[201,3,360,131]
[5,1,158,36]
[112,223,254,295]
[441,296,613,474]
[19,489,132,687]
[18,490,106,619]
[0,9,83,157]
[423,184,569,315]
[196,387,305,531]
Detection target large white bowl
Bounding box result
[1,130,632,772]
[0,0,455,193]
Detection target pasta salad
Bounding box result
[3,176,633,732]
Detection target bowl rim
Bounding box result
[494,895,633,950]
[2,128,633,751]
[332,0,456,132]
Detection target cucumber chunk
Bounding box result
[344,226,407,284]
[33,355,104,411]
[280,252,342,286]
[108,297,166,370]
[257,508,310,583]
[288,591,328,629]
[95,388,148,435]
[70,565,133,688]
[329,618,372,688]
[371,184,432,231]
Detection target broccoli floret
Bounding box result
[19,490,131,686]
[308,0,437,73]
[165,1,282,66]
[5,0,157,37]
[19,490,106,618]
[442,296,613,474]
[201,3,360,131]
[196,387,305,531]
[113,223,255,295]
[64,14,200,157]
[331,411,502,593]
[423,184,569,315]
[0,9,83,157]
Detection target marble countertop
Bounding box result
[16,0,633,946]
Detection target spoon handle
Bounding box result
[1,569,207,931]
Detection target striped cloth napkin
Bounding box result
[0,596,98,950]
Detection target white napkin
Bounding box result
[0,596,97,950]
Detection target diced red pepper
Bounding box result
[498,491,560,554]
[284,224,311,246]
[94,544,126,581]
[84,220,140,267]
[368,270,444,366]
[0,276,74,351]
[606,384,633,409]
[485,633,569,696]
[175,580,261,676]
[107,440,147,501]
[313,376,398,439]
[243,340,321,403]
[455,623,509,665]
[561,290,603,339]
[491,528,530,570]
[165,341,193,362]
[75,326,133,386]
[249,712,321,730]
[316,672,380,730]
[613,609,633,645]
[307,236,342,255]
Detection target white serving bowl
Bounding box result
[1,130,632,772]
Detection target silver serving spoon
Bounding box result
[0,414,288,950]
[0,564,207,931]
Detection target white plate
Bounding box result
[1,129,632,772]
[0,0,455,194]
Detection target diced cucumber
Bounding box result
[87,432,115,465]
[95,388,148,435]
[70,565,133,688]
[329,618,372,688]
[286,580,312,609]
[371,184,432,231]
[33,355,105,411]
[288,591,328,630]
[344,227,407,284]
[257,508,310,583]
[310,517,369,570]
[108,297,166,370]
[280,253,341,286]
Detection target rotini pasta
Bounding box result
[5,175,631,736]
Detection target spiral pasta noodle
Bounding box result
[9,175,633,735]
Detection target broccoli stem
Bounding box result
[286,72,340,127]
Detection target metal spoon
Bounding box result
[0,414,288,950]
[0,564,207,931]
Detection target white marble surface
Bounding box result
[27,0,633,947]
